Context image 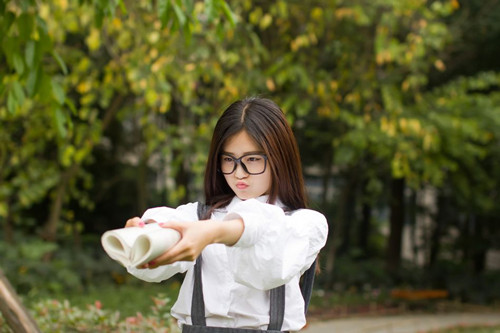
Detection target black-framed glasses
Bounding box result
[220,153,268,175]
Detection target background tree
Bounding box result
[1,0,499,308]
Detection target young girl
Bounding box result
[125,97,328,332]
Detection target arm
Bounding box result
[224,199,329,290]
[144,217,244,267]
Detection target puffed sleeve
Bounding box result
[224,199,328,290]
[126,203,199,283]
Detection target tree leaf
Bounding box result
[172,1,186,27]
[220,0,236,26]
[11,81,25,106]
[205,0,216,22]
[7,89,17,114]
[51,79,66,105]
[51,51,68,75]
[53,108,67,138]
[17,13,34,40]
[12,53,25,75]
[158,0,171,27]
[25,40,36,68]
[26,66,39,96]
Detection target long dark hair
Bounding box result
[204,97,307,213]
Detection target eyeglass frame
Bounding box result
[219,153,269,175]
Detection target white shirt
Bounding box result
[127,196,328,331]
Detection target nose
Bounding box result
[234,162,249,179]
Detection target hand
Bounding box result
[144,220,215,268]
[144,218,244,269]
[125,217,154,228]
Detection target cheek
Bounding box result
[262,172,272,192]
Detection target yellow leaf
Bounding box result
[148,31,160,44]
[77,81,91,94]
[408,119,422,134]
[317,82,325,97]
[311,7,323,20]
[266,78,276,91]
[335,8,354,19]
[423,133,433,151]
[249,8,263,25]
[381,116,396,137]
[112,17,122,29]
[145,90,158,106]
[260,14,272,30]
[150,48,159,59]
[399,118,408,133]
[434,59,446,71]
[86,28,101,51]
[39,4,50,21]
[330,80,338,92]
[185,63,196,72]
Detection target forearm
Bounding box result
[209,218,244,246]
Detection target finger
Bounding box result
[158,220,185,232]
[125,217,143,228]
[149,241,194,267]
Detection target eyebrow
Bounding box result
[221,150,264,156]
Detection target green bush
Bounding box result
[0,294,179,333]
[0,234,129,298]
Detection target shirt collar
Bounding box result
[224,195,285,211]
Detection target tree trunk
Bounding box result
[407,189,418,265]
[320,146,334,209]
[321,146,335,291]
[337,171,358,256]
[42,94,126,242]
[0,269,41,333]
[386,177,405,275]
[323,238,336,290]
[43,164,79,242]
[472,215,487,274]
[429,192,446,268]
[359,201,372,258]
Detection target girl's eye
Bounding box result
[222,157,233,163]
[245,156,261,162]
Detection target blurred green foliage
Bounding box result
[1,0,500,320]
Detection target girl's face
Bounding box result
[221,130,272,200]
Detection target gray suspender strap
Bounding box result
[300,260,316,314]
[267,286,285,331]
[191,203,209,326]
[191,255,207,326]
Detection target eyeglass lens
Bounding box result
[220,154,267,175]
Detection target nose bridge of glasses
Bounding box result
[234,157,250,174]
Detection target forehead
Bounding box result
[222,130,263,155]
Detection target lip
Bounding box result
[236,182,248,190]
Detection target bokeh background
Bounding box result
[1,0,499,331]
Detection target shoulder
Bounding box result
[290,208,326,219]
[290,208,328,230]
